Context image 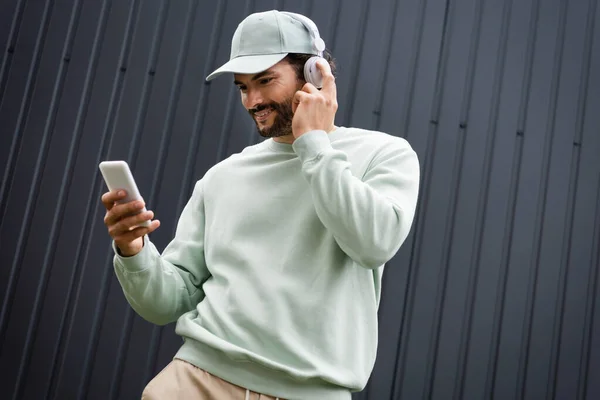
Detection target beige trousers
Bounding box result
[141,358,284,400]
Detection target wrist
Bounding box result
[292,130,331,161]
[294,123,336,138]
[293,127,317,139]
[116,237,144,257]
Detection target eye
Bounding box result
[259,78,273,85]
[237,85,247,92]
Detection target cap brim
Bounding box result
[205,53,288,81]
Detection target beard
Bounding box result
[249,97,295,138]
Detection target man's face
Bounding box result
[234,61,301,138]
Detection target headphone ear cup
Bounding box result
[304,56,324,89]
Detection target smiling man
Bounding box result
[234,55,337,142]
[102,10,421,400]
[236,68,298,138]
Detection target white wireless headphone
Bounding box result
[281,12,326,88]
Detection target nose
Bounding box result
[244,88,263,110]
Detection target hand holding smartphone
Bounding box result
[99,160,160,256]
[99,160,150,227]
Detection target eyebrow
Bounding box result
[233,71,276,86]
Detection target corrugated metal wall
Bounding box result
[0,0,599,399]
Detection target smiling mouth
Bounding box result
[254,108,274,122]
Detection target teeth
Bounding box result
[255,109,272,118]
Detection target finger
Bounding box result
[302,82,319,94]
[114,220,161,245]
[292,90,311,114]
[109,210,155,238]
[123,210,155,231]
[104,199,146,226]
[315,60,336,98]
[293,90,311,106]
[101,190,126,211]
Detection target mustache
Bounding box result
[248,104,274,114]
[248,98,294,116]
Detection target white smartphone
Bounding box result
[99,160,150,228]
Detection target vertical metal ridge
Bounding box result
[305,0,314,18]
[108,313,136,400]
[575,2,599,399]
[108,1,198,397]
[216,0,254,163]
[578,173,600,400]
[425,135,468,392]
[427,0,452,122]
[48,2,141,398]
[342,0,370,126]
[0,0,54,223]
[10,1,84,398]
[75,1,171,398]
[326,0,342,55]
[0,0,26,103]
[127,1,170,164]
[427,0,487,395]
[0,0,55,348]
[400,0,428,138]
[547,0,596,397]
[457,0,485,127]
[454,0,514,398]
[422,0,459,395]
[175,0,226,219]
[485,121,525,399]
[389,0,432,396]
[396,0,454,390]
[372,0,400,131]
[546,116,581,400]
[485,0,541,396]
[517,0,569,397]
[572,0,596,149]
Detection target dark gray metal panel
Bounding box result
[0,0,598,399]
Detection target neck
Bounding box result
[272,134,295,144]
[273,125,338,145]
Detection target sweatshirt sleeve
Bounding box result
[292,130,420,269]
[112,179,210,325]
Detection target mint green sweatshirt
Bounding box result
[113,127,420,400]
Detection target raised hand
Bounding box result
[291,60,338,138]
[101,190,160,256]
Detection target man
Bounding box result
[101,10,420,400]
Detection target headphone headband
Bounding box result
[281,12,325,57]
